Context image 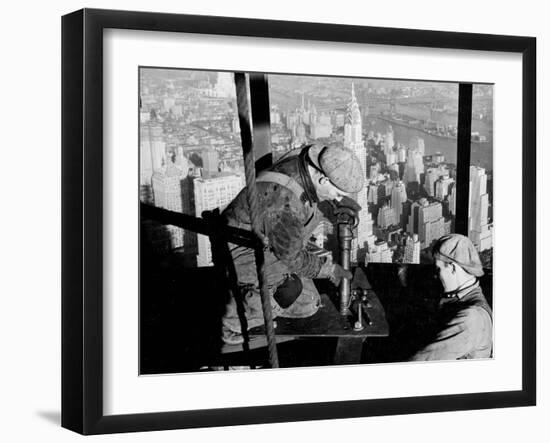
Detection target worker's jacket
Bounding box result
[222,152,329,283]
[409,283,493,361]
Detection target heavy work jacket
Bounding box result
[222,150,326,280]
[409,283,493,361]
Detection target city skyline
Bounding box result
[139,68,493,265]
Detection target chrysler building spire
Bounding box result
[343,82,376,262]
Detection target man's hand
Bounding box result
[332,196,362,220]
[329,263,353,286]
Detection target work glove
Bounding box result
[329,263,353,286]
[332,196,362,221]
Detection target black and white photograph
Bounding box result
[1,0,544,440]
[139,68,494,373]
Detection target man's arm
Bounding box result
[408,307,489,361]
[265,209,324,278]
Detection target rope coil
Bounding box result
[234,72,279,368]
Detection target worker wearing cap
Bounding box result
[220,144,363,344]
[409,234,493,361]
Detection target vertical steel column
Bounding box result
[249,73,273,173]
[455,83,473,236]
[338,221,353,316]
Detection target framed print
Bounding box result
[61,8,536,435]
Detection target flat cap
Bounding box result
[432,234,484,277]
[308,145,364,193]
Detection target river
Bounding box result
[364,116,493,171]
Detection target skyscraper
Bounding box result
[435,175,455,201]
[140,125,154,187]
[403,149,424,185]
[343,83,363,153]
[409,136,425,156]
[403,234,420,264]
[310,110,332,139]
[384,126,395,155]
[424,167,439,196]
[424,165,450,197]
[366,240,393,263]
[140,122,165,187]
[377,203,395,229]
[367,183,380,205]
[202,148,219,174]
[468,166,492,251]
[309,103,317,125]
[397,145,407,163]
[270,105,282,125]
[151,139,166,172]
[390,180,407,226]
[369,164,379,182]
[382,178,394,197]
[175,147,190,173]
[194,172,246,266]
[385,151,397,166]
[292,121,307,147]
[449,183,457,216]
[344,83,376,261]
[407,198,444,249]
[151,161,187,250]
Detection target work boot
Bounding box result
[221,326,244,345]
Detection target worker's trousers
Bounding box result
[221,246,322,335]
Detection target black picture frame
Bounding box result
[62,8,536,435]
